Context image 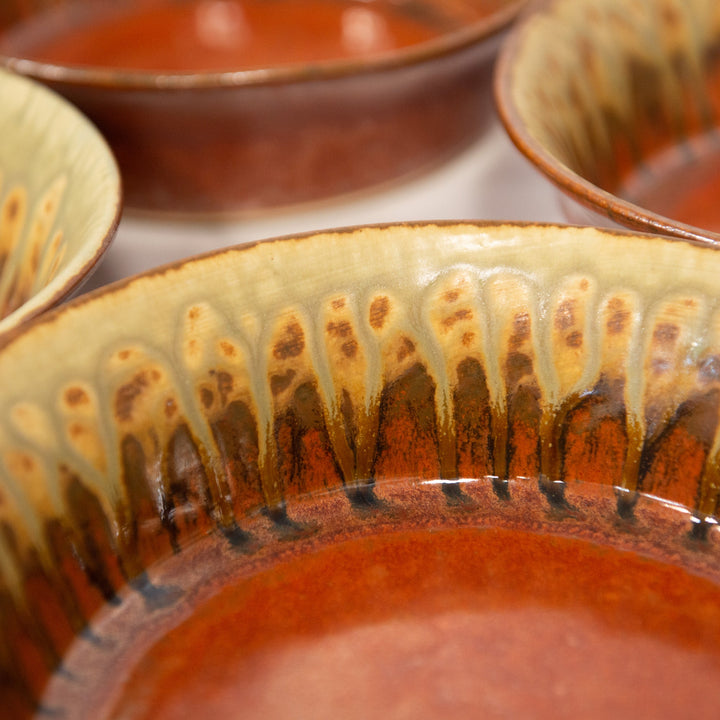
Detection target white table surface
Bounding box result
[81,111,567,293]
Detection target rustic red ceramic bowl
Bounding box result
[3,222,720,719]
[0,0,526,218]
[0,67,120,336]
[495,0,720,245]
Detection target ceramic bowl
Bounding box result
[495,0,720,245]
[3,222,720,718]
[0,0,526,219]
[0,67,120,336]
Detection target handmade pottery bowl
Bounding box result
[0,0,526,218]
[3,222,720,719]
[0,67,120,336]
[495,0,720,245]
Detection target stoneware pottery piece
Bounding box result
[495,0,720,245]
[0,0,526,218]
[0,67,120,336]
[3,222,720,718]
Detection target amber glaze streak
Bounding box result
[619,134,720,234]
[3,0,459,72]
[40,482,720,720]
[0,178,67,321]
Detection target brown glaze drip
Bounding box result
[210,399,264,519]
[274,381,345,498]
[119,433,174,570]
[639,390,720,509]
[453,357,494,479]
[163,422,215,550]
[559,378,629,489]
[373,363,441,482]
[0,589,38,719]
[503,311,542,482]
[63,472,125,605]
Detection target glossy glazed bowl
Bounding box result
[7,224,720,720]
[3,222,720,719]
[0,0,526,218]
[0,67,120,335]
[495,0,720,245]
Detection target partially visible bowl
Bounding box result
[495,0,720,245]
[3,222,720,719]
[0,0,526,218]
[0,67,120,336]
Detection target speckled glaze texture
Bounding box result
[0,67,120,335]
[0,0,525,217]
[495,0,720,244]
[3,223,720,715]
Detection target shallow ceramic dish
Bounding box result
[0,67,120,336]
[3,222,720,718]
[0,0,526,218]
[495,0,720,245]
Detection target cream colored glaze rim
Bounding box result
[2,220,716,395]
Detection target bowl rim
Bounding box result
[493,0,720,247]
[0,67,123,336]
[0,216,712,355]
[0,0,527,90]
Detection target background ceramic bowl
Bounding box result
[0,67,120,336]
[0,0,526,219]
[3,222,720,718]
[495,0,720,245]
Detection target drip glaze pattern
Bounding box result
[2,223,720,712]
[0,174,68,321]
